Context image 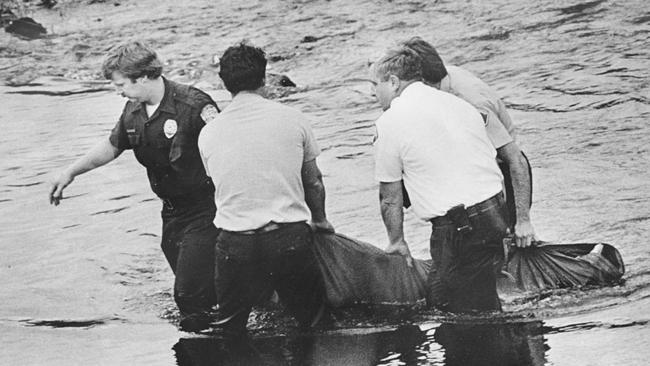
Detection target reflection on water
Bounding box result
[433,322,546,366]
[173,321,546,366]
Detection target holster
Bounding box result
[446,204,473,234]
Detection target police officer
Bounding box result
[49,41,220,332]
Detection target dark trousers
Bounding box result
[161,199,218,320]
[427,194,509,312]
[214,222,326,333]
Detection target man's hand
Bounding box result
[513,219,536,247]
[310,219,335,233]
[46,139,122,206]
[385,238,413,267]
[49,172,74,206]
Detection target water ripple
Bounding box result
[21,317,126,329]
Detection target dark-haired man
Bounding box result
[401,37,536,249]
[373,47,509,312]
[198,41,333,335]
[49,41,220,332]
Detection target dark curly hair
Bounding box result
[218,41,267,94]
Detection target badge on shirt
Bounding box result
[163,119,178,139]
[200,104,219,124]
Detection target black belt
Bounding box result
[223,221,306,236]
[226,222,284,235]
[429,193,503,227]
[161,192,212,210]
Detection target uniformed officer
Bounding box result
[49,41,221,332]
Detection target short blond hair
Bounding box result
[101,41,163,81]
[373,47,423,82]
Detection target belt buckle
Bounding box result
[236,222,281,235]
[258,222,281,233]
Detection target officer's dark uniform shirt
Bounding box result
[109,78,219,199]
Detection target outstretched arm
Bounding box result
[380,180,413,266]
[49,138,123,205]
[496,141,536,247]
[301,158,334,232]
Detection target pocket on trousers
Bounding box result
[430,225,453,245]
[429,225,454,262]
[468,210,508,247]
[275,224,310,254]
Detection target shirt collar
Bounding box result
[130,77,175,115]
[231,90,264,102]
[158,77,176,115]
[391,80,426,107]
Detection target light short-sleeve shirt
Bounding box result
[374,82,503,219]
[198,92,320,231]
[440,65,516,149]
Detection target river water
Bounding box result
[1,0,649,364]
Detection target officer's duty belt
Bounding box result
[161,192,211,210]
[429,193,503,227]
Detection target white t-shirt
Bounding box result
[374,82,503,219]
[198,92,320,231]
[145,102,160,118]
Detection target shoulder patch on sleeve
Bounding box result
[200,104,219,124]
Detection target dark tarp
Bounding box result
[313,233,625,307]
[505,242,625,292]
[312,233,430,307]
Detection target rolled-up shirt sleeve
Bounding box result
[483,108,514,150]
[374,121,403,183]
[473,97,515,150]
[301,119,321,162]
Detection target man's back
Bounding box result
[442,65,516,147]
[375,82,503,218]
[199,92,320,231]
[372,45,510,313]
